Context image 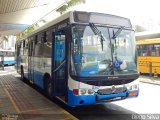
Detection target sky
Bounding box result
[69,0,160,31]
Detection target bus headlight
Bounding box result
[88,89,94,94]
[79,89,86,95]
[73,89,95,95]
[128,84,139,90]
[132,84,139,90]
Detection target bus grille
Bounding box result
[97,86,127,95]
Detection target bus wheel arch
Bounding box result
[43,73,53,98]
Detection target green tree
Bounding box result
[56,0,85,14]
[27,26,34,33]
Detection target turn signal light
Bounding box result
[128,91,138,97]
[73,89,79,95]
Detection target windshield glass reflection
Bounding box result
[71,25,137,77]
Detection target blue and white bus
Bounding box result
[15,11,139,106]
[0,49,16,66]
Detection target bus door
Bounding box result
[16,42,22,73]
[52,31,67,96]
[28,40,34,83]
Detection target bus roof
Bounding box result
[136,38,160,45]
[136,32,160,40]
[20,11,132,40]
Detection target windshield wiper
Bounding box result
[112,26,124,39]
[89,23,105,51]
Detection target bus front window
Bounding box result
[71,25,137,77]
[110,28,137,74]
[71,25,112,76]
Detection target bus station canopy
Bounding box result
[0,0,67,35]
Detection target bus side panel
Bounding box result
[32,56,52,89]
[33,56,44,89]
[33,38,52,89]
[138,56,160,74]
[20,55,29,79]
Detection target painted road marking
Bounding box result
[20,107,53,113]
[1,75,78,120]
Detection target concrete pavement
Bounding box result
[139,76,160,86]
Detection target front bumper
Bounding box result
[67,89,139,107]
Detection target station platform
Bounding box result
[0,70,77,120]
[139,76,160,86]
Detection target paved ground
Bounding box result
[139,75,160,85]
[1,66,160,120]
[0,66,77,120]
[113,82,160,114]
[63,82,160,120]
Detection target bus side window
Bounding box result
[17,42,21,56]
[44,32,47,43]
[43,30,52,57]
[4,52,7,57]
[40,32,45,43]
[45,30,52,43]
[34,34,43,57]
[24,39,28,56]
[155,44,160,56]
[20,41,24,56]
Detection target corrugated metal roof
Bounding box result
[0,0,67,35]
[0,0,52,14]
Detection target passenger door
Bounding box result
[52,31,67,96]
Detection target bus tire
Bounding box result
[20,65,24,81]
[43,74,53,98]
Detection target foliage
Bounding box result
[27,26,34,33]
[56,0,85,14]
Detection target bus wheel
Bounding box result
[43,74,53,98]
[20,66,24,81]
[46,80,53,98]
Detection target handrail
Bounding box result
[53,60,66,72]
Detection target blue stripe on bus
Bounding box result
[67,89,139,106]
[68,89,96,106]
[24,70,44,89]
[33,71,44,89]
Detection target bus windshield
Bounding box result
[71,25,137,77]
